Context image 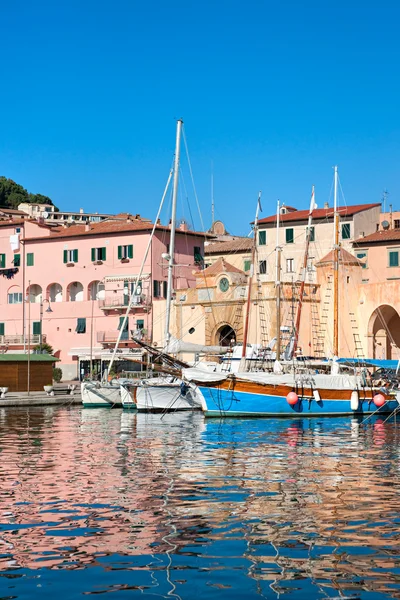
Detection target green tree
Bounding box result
[0,176,57,210]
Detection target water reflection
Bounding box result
[0,408,399,598]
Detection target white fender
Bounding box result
[350,390,359,411]
[313,389,322,403]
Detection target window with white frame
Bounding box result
[286,258,294,273]
[8,292,23,304]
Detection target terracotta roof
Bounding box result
[205,238,253,255]
[315,248,364,267]
[196,257,245,277]
[258,203,381,225]
[0,219,26,228]
[23,219,212,241]
[353,228,400,245]
[0,208,27,215]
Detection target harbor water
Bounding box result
[0,407,400,598]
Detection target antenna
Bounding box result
[382,189,389,213]
[211,160,215,227]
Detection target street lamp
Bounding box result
[39,298,52,353]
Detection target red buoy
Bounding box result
[373,393,386,407]
[286,392,299,406]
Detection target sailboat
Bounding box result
[130,119,204,412]
[184,170,400,417]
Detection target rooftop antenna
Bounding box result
[211,160,215,227]
[382,189,389,213]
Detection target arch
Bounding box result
[88,280,105,301]
[47,283,63,303]
[216,324,236,347]
[368,304,400,360]
[27,284,42,303]
[7,285,22,304]
[67,281,84,302]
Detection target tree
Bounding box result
[0,177,57,210]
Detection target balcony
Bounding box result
[97,330,147,345]
[0,334,47,346]
[99,295,147,311]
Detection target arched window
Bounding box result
[47,283,63,303]
[68,281,84,302]
[27,284,42,303]
[88,280,105,301]
[7,285,22,304]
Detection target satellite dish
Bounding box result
[42,211,49,218]
[382,220,390,230]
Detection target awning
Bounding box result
[103,273,150,283]
[337,358,400,369]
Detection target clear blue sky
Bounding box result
[1,0,399,235]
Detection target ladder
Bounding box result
[315,276,332,358]
[349,312,365,360]
[310,287,324,357]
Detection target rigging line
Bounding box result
[182,126,205,233]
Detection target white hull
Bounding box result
[135,378,203,412]
[81,382,122,407]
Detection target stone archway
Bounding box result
[216,324,236,347]
[368,304,400,359]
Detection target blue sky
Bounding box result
[1,0,399,235]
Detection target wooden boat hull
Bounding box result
[198,379,398,417]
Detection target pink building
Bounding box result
[0,217,206,380]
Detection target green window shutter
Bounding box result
[0,254,5,268]
[73,249,78,263]
[118,316,129,339]
[244,260,251,272]
[163,280,168,298]
[0,323,4,336]
[102,247,106,261]
[128,245,133,259]
[76,318,86,333]
[63,250,68,263]
[258,230,266,245]
[389,251,399,267]
[91,248,96,261]
[342,223,351,239]
[33,321,41,335]
[13,254,20,267]
[286,229,294,244]
[118,246,122,260]
[153,280,159,297]
[27,253,34,266]
[136,319,144,330]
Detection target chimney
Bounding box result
[324,202,329,209]
[179,221,188,232]
[79,208,84,214]
[85,223,91,232]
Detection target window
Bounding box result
[15,227,21,234]
[286,258,294,273]
[118,316,129,340]
[27,253,34,266]
[244,259,251,272]
[163,280,168,298]
[118,245,133,260]
[388,250,399,267]
[306,226,315,241]
[91,247,106,262]
[0,254,5,268]
[194,246,203,264]
[341,223,351,240]
[63,249,78,263]
[33,321,41,335]
[76,318,86,333]
[258,230,266,245]
[153,280,160,298]
[0,323,4,336]
[8,292,22,304]
[307,258,315,272]
[356,251,368,269]
[285,228,294,244]
[259,260,267,274]
[136,319,144,330]
[395,220,400,229]
[13,254,20,267]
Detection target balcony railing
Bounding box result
[0,334,47,346]
[97,330,147,344]
[99,295,147,310]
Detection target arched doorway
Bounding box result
[217,324,236,347]
[368,305,400,359]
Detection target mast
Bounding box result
[275,200,282,360]
[241,192,262,359]
[333,166,339,356]
[211,161,215,226]
[293,186,316,353]
[164,118,183,347]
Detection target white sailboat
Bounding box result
[134,119,203,412]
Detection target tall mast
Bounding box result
[241,191,262,359]
[164,118,183,347]
[333,165,339,356]
[293,186,315,353]
[275,200,282,360]
[211,161,215,226]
